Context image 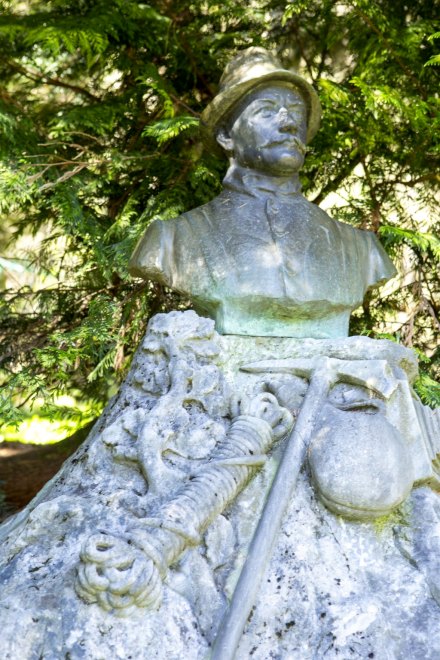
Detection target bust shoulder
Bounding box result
[299,197,396,284]
[129,217,174,282]
[128,198,228,292]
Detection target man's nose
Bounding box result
[277,107,297,132]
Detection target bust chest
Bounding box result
[180,192,365,306]
[171,193,374,337]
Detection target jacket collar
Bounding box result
[223,161,302,199]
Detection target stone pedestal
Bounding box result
[0,311,439,659]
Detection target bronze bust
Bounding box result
[130,48,396,338]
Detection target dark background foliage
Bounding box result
[0,0,439,433]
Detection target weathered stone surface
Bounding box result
[0,310,439,659]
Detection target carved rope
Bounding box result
[75,393,293,614]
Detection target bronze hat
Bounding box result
[201,47,321,153]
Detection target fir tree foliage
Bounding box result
[0,0,439,430]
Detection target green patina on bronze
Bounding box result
[130,48,396,339]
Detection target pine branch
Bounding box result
[7,61,100,101]
[311,154,362,205]
[348,2,427,98]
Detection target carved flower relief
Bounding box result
[130,311,224,400]
[169,419,227,462]
[184,364,230,418]
[99,323,230,500]
[131,341,170,396]
[100,409,225,501]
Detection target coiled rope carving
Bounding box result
[75,392,293,615]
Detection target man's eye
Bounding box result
[256,107,275,117]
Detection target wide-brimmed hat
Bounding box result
[200,47,321,154]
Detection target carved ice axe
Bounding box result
[211,356,396,660]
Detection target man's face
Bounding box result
[219,83,308,176]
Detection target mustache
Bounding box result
[264,136,307,155]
